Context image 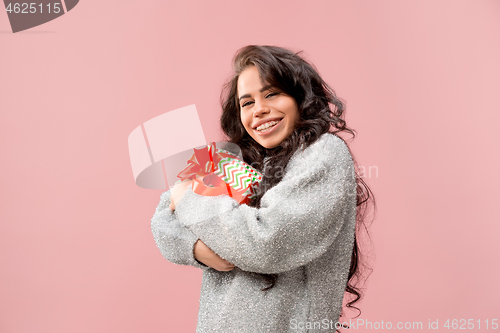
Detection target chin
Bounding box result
[258,140,281,149]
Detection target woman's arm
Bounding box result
[151,190,234,271]
[193,240,235,271]
[173,134,357,275]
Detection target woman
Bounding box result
[151,45,375,332]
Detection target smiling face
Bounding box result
[237,66,300,149]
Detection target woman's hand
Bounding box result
[194,240,236,271]
[169,180,194,211]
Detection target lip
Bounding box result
[252,117,283,129]
[253,118,283,136]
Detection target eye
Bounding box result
[265,92,279,98]
[241,100,254,108]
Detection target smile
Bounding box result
[254,119,283,135]
[256,119,280,131]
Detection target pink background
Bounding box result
[1,1,499,332]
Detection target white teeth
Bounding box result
[256,120,279,131]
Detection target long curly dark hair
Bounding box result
[219,45,376,326]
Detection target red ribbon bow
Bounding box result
[176,142,235,198]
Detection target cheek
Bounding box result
[241,113,251,130]
[288,107,300,130]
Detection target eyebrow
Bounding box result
[238,84,274,102]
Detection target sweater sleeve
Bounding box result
[150,190,211,270]
[173,135,357,274]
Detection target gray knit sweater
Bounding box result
[151,133,358,332]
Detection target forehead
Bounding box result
[237,66,266,96]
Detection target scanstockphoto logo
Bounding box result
[3,0,78,33]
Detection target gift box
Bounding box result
[175,142,262,204]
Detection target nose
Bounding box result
[253,98,270,117]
